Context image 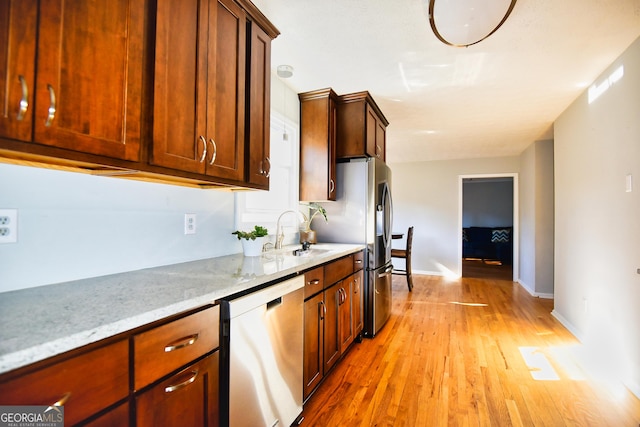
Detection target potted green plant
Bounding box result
[232,225,268,256]
[299,202,328,244]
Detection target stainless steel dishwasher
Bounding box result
[220,275,305,427]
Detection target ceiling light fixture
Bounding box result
[276,64,294,78]
[428,0,518,47]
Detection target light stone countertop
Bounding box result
[0,243,363,374]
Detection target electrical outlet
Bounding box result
[184,213,196,235]
[0,209,18,243]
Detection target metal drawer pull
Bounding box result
[198,136,207,162]
[164,370,198,393]
[355,259,363,264]
[164,333,199,352]
[45,84,56,127]
[308,279,320,285]
[52,392,71,407]
[208,138,217,165]
[17,75,29,120]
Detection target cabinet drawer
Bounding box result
[324,255,354,286]
[134,305,219,390]
[353,250,365,271]
[136,351,219,427]
[304,267,325,299]
[0,339,129,426]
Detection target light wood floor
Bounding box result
[301,274,640,426]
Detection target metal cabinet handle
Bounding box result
[354,259,363,265]
[354,278,359,294]
[17,75,29,121]
[329,179,335,194]
[164,370,198,393]
[198,136,207,163]
[52,392,71,407]
[45,84,56,127]
[164,333,199,352]
[338,288,346,305]
[308,279,320,286]
[260,157,271,177]
[319,301,326,320]
[208,139,217,165]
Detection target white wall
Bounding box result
[519,139,554,297]
[462,180,513,227]
[554,36,640,397]
[0,73,300,293]
[388,156,519,277]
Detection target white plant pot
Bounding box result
[241,237,264,257]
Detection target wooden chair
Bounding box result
[391,226,414,291]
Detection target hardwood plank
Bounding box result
[301,274,640,426]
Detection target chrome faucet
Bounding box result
[275,210,307,249]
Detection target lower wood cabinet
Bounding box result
[136,351,219,427]
[0,339,129,426]
[352,269,364,338]
[0,304,220,426]
[303,252,364,401]
[303,292,324,400]
[83,402,130,427]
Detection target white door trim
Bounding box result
[458,173,519,281]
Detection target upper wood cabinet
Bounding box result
[337,91,389,161]
[152,0,246,181]
[246,22,272,189]
[0,0,37,142]
[299,88,339,201]
[1,0,144,161]
[0,0,279,190]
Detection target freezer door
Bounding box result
[367,263,393,336]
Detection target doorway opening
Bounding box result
[458,174,518,281]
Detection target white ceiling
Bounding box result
[251,0,640,163]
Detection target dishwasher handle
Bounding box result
[266,297,282,310]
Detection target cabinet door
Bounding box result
[365,104,378,158]
[152,0,208,174]
[375,118,386,160]
[152,0,245,181]
[83,401,130,427]
[204,0,246,181]
[323,282,341,373]
[246,21,271,189]
[34,0,143,161]
[0,0,37,141]
[136,351,219,427]
[352,269,364,337]
[338,281,353,352]
[303,292,324,400]
[299,89,337,201]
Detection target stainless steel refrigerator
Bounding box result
[314,157,393,337]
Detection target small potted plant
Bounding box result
[299,202,328,244]
[232,225,269,256]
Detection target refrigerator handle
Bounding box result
[382,182,393,249]
[379,265,394,278]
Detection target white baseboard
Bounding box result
[550,310,640,399]
[517,279,554,299]
[550,309,584,342]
